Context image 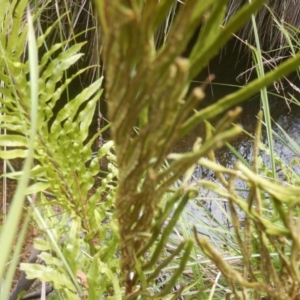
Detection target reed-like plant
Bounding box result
[192,6,300,299]
[95,0,300,298]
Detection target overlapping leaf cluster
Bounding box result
[97,0,300,298]
[0,0,119,298]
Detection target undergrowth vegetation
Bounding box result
[1,0,300,299]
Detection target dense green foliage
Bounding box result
[0,1,119,299]
[1,0,300,299]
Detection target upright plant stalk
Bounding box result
[249,0,276,180]
[0,80,7,223]
[0,8,38,282]
[95,1,276,295]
